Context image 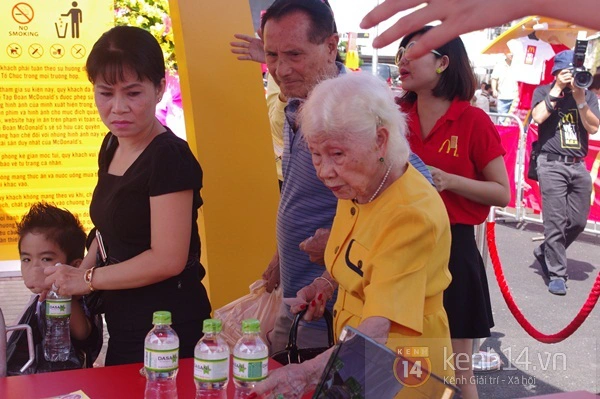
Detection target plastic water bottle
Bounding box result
[144,311,179,399]
[232,318,268,393]
[194,319,230,398]
[43,288,71,362]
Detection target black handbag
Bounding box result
[84,230,116,315]
[527,140,540,181]
[271,308,335,365]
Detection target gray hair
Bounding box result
[298,72,409,164]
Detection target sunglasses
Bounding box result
[395,41,442,65]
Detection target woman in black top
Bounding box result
[44,26,211,365]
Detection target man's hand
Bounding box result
[262,251,280,293]
[555,69,573,91]
[230,33,266,64]
[299,228,330,266]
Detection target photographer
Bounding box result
[531,49,600,296]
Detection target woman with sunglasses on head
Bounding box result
[395,26,510,399]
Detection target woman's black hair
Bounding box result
[398,26,476,104]
[86,26,165,87]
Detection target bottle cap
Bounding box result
[202,319,223,333]
[241,318,261,333]
[152,311,172,325]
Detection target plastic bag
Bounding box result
[214,280,282,348]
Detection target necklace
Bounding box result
[368,162,393,203]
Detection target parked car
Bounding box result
[360,63,401,91]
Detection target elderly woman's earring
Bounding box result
[379,157,385,163]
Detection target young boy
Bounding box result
[12,202,101,373]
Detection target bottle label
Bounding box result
[46,298,71,318]
[194,356,229,382]
[144,348,179,372]
[232,356,268,382]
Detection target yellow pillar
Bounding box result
[169,1,279,310]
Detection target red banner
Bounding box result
[499,124,600,222]
[496,125,520,209]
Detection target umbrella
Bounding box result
[482,16,597,54]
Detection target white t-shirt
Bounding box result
[507,37,555,85]
[491,61,518,100]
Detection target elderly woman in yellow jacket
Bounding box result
[251,72,454,399]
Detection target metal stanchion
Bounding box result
[0,306,36,376]
[472,209,502,373]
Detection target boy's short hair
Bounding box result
[16,202,86,264]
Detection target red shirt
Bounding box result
[403,99,506,225]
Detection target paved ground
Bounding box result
[2,220,599,398]
[478,218,600,398]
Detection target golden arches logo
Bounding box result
[561,112,575,125]
[438,136,459,157]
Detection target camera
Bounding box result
[570,39,593,89]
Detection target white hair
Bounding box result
[298,72,409,164]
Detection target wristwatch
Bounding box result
[577,102,587,110]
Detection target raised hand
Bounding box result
[230,33,266,64]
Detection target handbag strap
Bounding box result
[285,307,335,353]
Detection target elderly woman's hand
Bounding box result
[250,349,333,399]
[289,274,336,321]
[249,363,313,398]
[299,228,330,265]
[43,263,89,297]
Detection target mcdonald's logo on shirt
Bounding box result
[438,136,459,157]
[561,112,575,125]
[525,45,537,65]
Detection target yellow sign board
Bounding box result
[0,0,113,261]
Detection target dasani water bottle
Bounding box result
[194,318,230,398]
[232,318,268,392]
[43,287,71,362]
[144,311,179,399]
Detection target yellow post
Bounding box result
[169,0,279,310]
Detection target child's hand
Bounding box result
[21,262,51,295]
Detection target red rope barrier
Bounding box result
[486,221,600,343]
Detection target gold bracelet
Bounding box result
[84,267,96,292]
[315,276,334,292]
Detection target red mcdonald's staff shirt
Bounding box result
[402,99,506,225]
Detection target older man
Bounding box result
[261,0,433,352]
